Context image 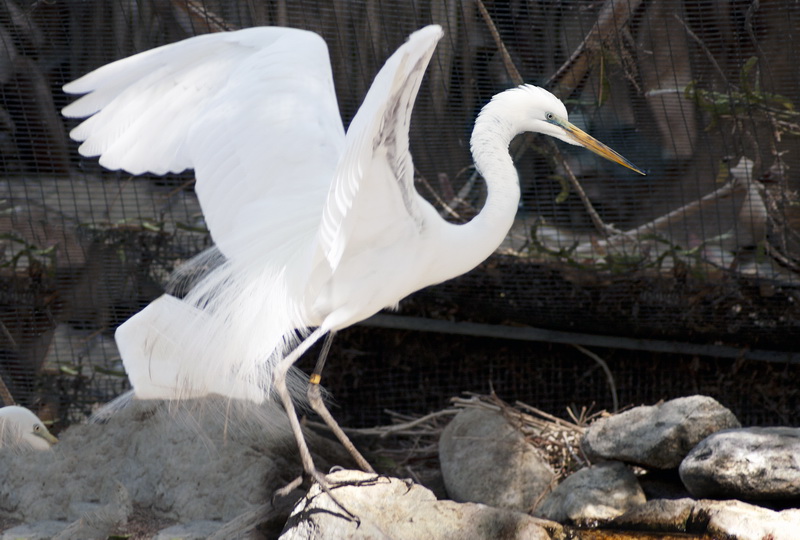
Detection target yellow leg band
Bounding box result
[309,374,322,385]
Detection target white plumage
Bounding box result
[63,25,641,476]
[64,26,448,403]
[0,406,57,451]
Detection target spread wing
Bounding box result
[63,27,345,263]
[63,27,346,401]
[63,25,445,400]
[318,25,443,270]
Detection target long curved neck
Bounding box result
[429,97,522,284]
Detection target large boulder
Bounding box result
[439,408,555,511]
[279,470,551,540]
[0,399,347,538]
[610,498,800,540]
[534,461,645,526]
[581,396,740,469]
[679,427,800,500]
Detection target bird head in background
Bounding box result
[0,406,58,451]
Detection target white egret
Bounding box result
[0,405,58,451]
[62,25,643,485]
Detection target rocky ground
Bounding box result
[0,398,350,539]
[278,395,800,539]
[1,394,798,539]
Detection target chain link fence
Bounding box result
[1,0,798,429]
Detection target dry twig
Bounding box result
[474,0,523,86]
[452,393,589,477]
[573,344,619,412]
[474,0,621,238]
[308,392,594,480]
[547,0,644,96]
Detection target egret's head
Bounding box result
[0,405,58,451]
[512,85,645,175]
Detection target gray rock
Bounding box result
[581,395,740,469]
[610,498,694,531]
[1,521,69,540]
[439,408,555,511]
[707,503,800,540]
[611,497,800,540]
[54,481,132,540]
[534,461,646,526]
[279,470,551,540]
[679,427,800,500]
[0,398,349,527]
[154,520,224,539]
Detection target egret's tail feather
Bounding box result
[89,390,135,424]
[116,256,311,406]
[116,294,268,401]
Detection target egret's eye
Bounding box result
[545,112,555,121]
[33,424,41,432]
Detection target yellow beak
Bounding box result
[35,427,58,445]
[552,116,646,175]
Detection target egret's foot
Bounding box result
[324,469,383,489]
[274,468,363,523]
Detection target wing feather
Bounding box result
[64,27,345,260]
[64,27,346,401]
[318,25,443,269]
[64,25,445,401]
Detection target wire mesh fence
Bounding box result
[1,0,798,429]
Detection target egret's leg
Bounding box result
[272,328,358,520]
[307,332,375,473]
[272,327,326,480]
